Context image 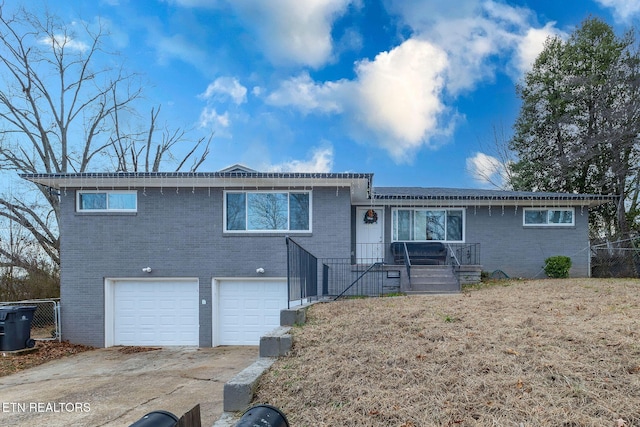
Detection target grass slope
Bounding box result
[254,279,640,426]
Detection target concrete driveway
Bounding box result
[0,346,258,427]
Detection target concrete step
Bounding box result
[411,271,457,280]
[408,265,460,294]
[408,282,460,293]
[411,278,458,286]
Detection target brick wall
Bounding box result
[466,205,590,278]
[59,186,352,347]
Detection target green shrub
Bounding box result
[544,256,572,278]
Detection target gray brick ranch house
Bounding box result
[21,164,613,348]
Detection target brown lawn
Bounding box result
[253,279,640,426]
[0,341,92,377]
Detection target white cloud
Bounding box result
[266,38,450,163]
[510,23,567,77]
[196,77,246,132]
[352,39,449,160]
[263,1,572,162]
[155,34,207,67]
[265,72,345,114]
[178,0,569,164]
[39,35,89,53]
[384,0,565,91]
[594,0,640,22]
[420,4,525,94]
[466,152,507,187]
[235,0,352,67]
[266,144,334,172]
[169,0,352,67]
[482,0,530,27]
[198,107,229,128]
[199,77,247,105]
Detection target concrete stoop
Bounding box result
[405,265,461,294]
[213,302,315,426]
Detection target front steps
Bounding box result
[402,265,460,294]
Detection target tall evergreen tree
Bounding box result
[509,18,640,238]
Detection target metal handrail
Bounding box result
[334,262,384,300]
[286,237,318,308]
[403,242,412,285]
[447,243,461,267]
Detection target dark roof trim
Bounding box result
[372,187,616,201]
[20,171,373,180]
[372,193,615,201]
[370,187,617,208]
[19,171,375,203]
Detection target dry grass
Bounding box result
[0,341,92,377]
[253,279,640,426]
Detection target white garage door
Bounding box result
[113,279,199,346]
[218,280,288,345]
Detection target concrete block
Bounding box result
[223,358,276,412]
[280,307,305,326]
[259,326,292,357]
[279,334,292,354]
[280,301,318,326]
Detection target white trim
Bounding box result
[211,277,287,347]
[223,190,312,234]
[355,207,385,262]
[523,207,575,227]
[104,277,199,347]
[76,190,137,212]
[391,207,466,243]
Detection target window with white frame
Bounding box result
[523,208,574,226]
[392,208,464,242]
[225,191,311,232]
[76,190,137,212]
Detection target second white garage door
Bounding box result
[218,279,288,345]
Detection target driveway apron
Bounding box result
[0,346,258,427]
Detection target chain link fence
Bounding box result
[591,239,640,278]
[0,299,60,341]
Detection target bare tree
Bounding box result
[248,193,288,230]
[110,104,211,173]
[0,216,58,300]
[0,5,211,276]
[469,124,516,189]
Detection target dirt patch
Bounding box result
[1,341,92,377]
[116,346,161,354]
[253,278,640,426]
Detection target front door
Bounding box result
[356,207,384,263]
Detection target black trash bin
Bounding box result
[0,305,37,351]
[128,410,179,427]
[236,404,289,427]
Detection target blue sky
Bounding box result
[21,0,640,188]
